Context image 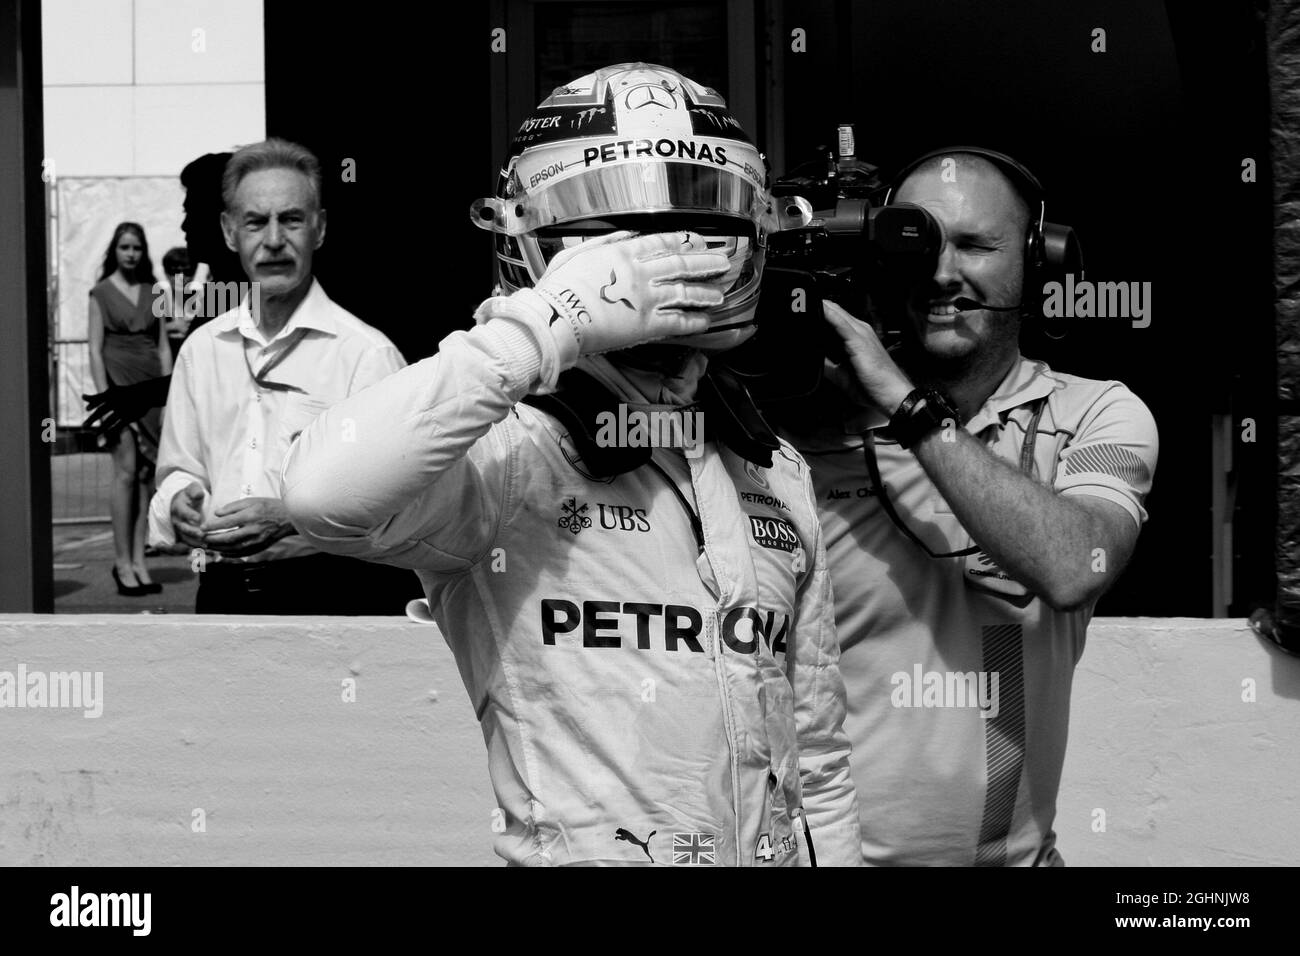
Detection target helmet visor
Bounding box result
[496,161,770,235]
[529,222,756,300]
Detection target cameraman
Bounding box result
[783,149,1158,865]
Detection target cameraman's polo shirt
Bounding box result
[789,355,1158,865]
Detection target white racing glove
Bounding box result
[474,231,730,391]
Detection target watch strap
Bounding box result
[889,385,959,449]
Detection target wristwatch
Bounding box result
[888,385,960,449]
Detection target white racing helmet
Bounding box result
[471,63,778,352]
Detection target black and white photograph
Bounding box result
[0,0,1294,929]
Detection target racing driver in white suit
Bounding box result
[282,63,859,866]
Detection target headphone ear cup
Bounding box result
[1024,227,1042,274]
[1021,227,1045,320]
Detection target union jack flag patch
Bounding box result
[672,832,717,866]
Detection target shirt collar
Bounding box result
[962,354,1059,434]
[214,278,338,344]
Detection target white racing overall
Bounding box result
[282,323,861,866]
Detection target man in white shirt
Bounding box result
[147,138,410,614]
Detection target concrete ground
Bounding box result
[48,447,420,615]
[52,450,198,614]
[53,523,199,614]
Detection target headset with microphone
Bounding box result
[725,145,1085,401]
[852,149,1083,570]
[882,146,1083,318]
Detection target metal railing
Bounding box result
[50,336,112,525]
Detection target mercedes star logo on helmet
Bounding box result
[624,82,678,110]
[474,63,773,354]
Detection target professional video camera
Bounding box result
[722,125,945,400]
[722,127,1083,402]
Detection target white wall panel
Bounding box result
[133,82,264,176]
[41,0,134,86]
[134,0,265,85]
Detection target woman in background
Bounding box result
[86,222,172,596]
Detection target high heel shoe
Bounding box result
[112,566,148,597]
[131,567,162,594]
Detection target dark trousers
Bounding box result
[195,551,422,615]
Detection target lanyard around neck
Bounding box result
[861,396,1048,559]
[244,328,309,393]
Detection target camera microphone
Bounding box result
[953,296,1021,313]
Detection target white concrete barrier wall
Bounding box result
[1,615,1296,866]
[1055,618,1299,866]
[0,615,496,866]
